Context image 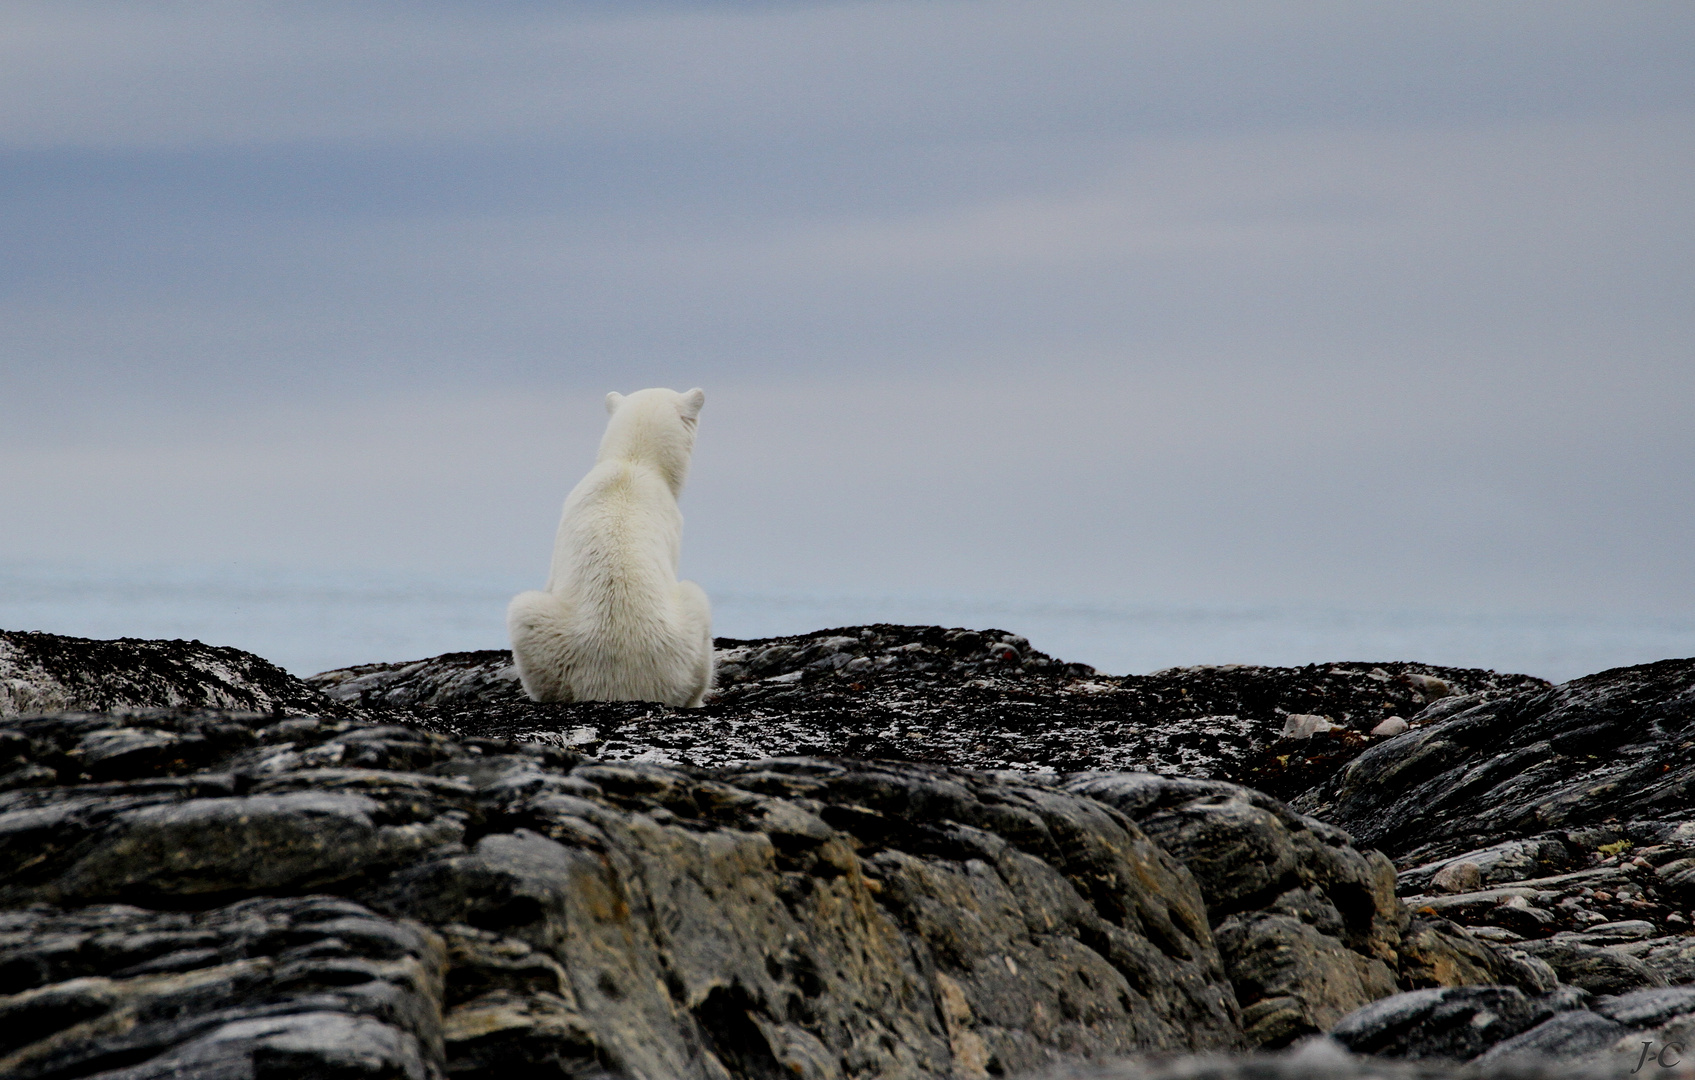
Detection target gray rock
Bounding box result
[0,897,445,1080]
[99,1012,434,1080]
[1399,836,1588,895]
[0,705,1253,1080]
[1589,986,1695,1028]
[1513,940,1668,996]
[1327,985,1540,1060]
[1564,921,1657,945]
[1471,1010,1629,1064]
[1299,658,1695,867]
[1065,773,1495,1047]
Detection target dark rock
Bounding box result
[0,897,444,1080]
[10,626,1691,1079]
[1327,985,1541,1060]
[1398,835,1591,895]
[0,630,344,719]
[1299,658,1695,866]
[1,704,1257,1080]
[306,626,1537,790]
[1397,916,1515,989]
[1589,986,1695,1028]
[1471,1010,1629,1064]
[1062,773,1408,1046]
[1513,940,1667,996]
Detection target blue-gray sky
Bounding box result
[2,1,1691,619]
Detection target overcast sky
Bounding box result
[2,0,1691,622]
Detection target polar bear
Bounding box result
[506,387,714,707]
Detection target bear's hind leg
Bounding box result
[506,590,576,703]
[676,579,714,707]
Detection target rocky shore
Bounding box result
[2,625,1692,1079]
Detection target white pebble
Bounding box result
[1281,713,1339,739]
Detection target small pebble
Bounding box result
[1371,716,1409,737]
[1281,713,1339,739]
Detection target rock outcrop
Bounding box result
[1300,658,1695,864]
[0,704,1259,1078]
[1292,657,1695,1070]
[0,630,338,720]
[5,625,1694,1079]
[1296,660,1695,989]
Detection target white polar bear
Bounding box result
[507,387,714,707]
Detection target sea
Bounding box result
[2,561,1691,684]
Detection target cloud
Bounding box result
[3,113,1686,401]
[2,1,1690,151]
[0,1,1690,626]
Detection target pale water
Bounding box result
[2,561,1692,684]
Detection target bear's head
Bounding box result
[598,387,706,495]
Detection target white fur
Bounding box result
[507,387,714,707]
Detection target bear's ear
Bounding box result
[680,388,705,419]
[605,392,624,414]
